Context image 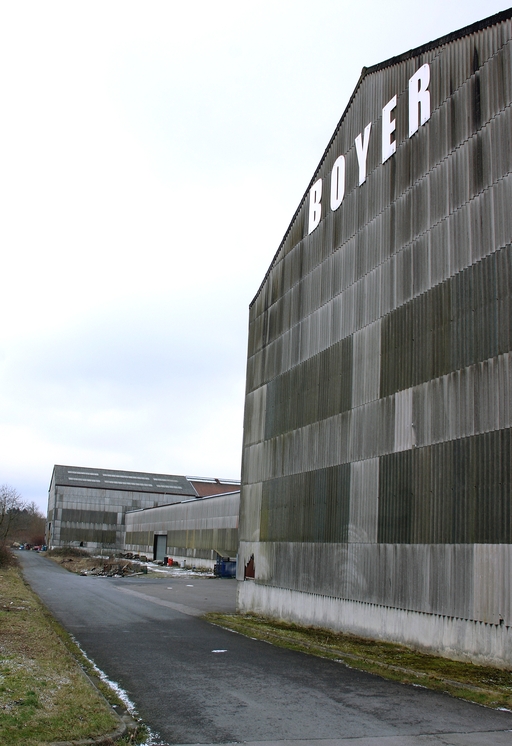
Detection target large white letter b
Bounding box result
[308,178,323,234]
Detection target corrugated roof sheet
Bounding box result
[52,465,198,496]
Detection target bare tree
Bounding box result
[0,484,26,545]
[16,501,46,545]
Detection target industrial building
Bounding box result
[125,490,240,568]
[46,464,239,553]
[238,10,512,666]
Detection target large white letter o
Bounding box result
[330,155,345,211]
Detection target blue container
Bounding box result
[214,559,236,578]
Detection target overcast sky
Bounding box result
[1,1,509,513]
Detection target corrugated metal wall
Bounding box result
[125,492,240,560]
[239,12,512,658]
[49,486,182,551]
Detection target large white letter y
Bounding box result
[355,122,372,185]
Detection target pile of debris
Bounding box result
[48,549,155,577]
[80,561,147,577]
[119,552,148,562]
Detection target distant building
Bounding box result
[187,476,241,498]
[239,9,512,667]
[125,490,240,567]
[46,464,240,552]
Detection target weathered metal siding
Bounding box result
[239,12,512,664]
[46,466,201,551]
[48,485,184,551]
[125,492,240,562]
[45,471,56,546]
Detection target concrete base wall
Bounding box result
[237,581,512,669]
[169,553,217,571]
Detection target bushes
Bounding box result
[0,544,15,567]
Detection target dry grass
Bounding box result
[48,554,108,574]
[0,561,122,745]
[205,612,512,710]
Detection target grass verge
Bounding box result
[0,558,146,745]
[205,612,512,709]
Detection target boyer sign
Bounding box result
[308,63,431,234]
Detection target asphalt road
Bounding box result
[17,551,512,746]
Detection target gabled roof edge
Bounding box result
[249,7,512,309]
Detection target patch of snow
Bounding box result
[137,729,170,746]
[69,635,168,745]
[146,563,213,578]
[71,634,137,711]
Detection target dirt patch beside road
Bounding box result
[46,548,147,577]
